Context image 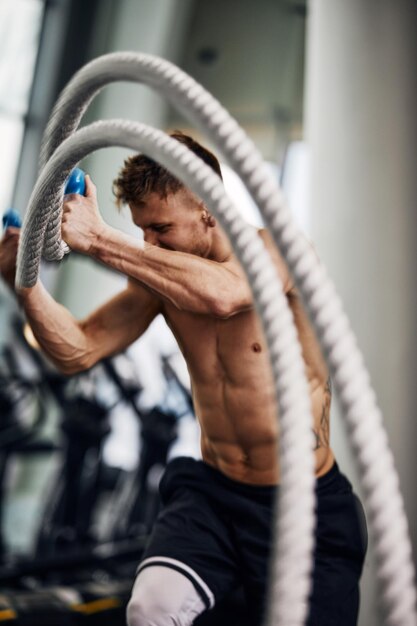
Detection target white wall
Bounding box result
[56,0,195,316]
[305,1,417,623]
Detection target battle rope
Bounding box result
[17,52,417,625]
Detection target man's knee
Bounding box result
[126,565,206,626]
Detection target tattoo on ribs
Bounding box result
[312,376,332,451]
[325,376,332,396]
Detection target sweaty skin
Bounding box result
[11,177,334,485]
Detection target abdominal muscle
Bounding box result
[194,378,334,485]
[197,382,279,484]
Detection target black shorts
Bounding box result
[138,456,368,626]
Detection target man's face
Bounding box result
[130,189,212,257]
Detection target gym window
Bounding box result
[0,0,45,216]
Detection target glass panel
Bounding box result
[222,151,311,235]
[281,141,311,235]
[0,0,44,116]
[0,115,25,216]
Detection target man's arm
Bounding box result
[61,201,291,318]
[92,231,253,318]
[0,227,19,291]
[0,194,161,376]
[92,228,295,319]
[18,280,161,375]
[59,175,293,318]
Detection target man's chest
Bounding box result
[163,303,270,380]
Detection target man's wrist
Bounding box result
[16,283,41,311]
[90,224,114,259]
[16,283,39,300]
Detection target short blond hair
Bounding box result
[113,131,222,208]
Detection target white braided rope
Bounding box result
[24,51,417,624]
[17,120,317,626]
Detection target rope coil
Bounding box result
[16,52,417,625]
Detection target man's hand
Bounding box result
[61,174,108,255]
[0,226,20,291]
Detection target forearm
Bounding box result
[18,282,89,374]
[93,227,253,317]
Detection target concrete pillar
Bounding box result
[305,1,417,623]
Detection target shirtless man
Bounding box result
[0,132,367,625]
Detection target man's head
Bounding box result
[113,132,222,257]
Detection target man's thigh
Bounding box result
[307,492,368,626]
[234,472,367,626]
[140,483,241,607]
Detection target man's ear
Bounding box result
[201,208,216,228]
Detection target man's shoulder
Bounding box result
[254,228,296,294]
